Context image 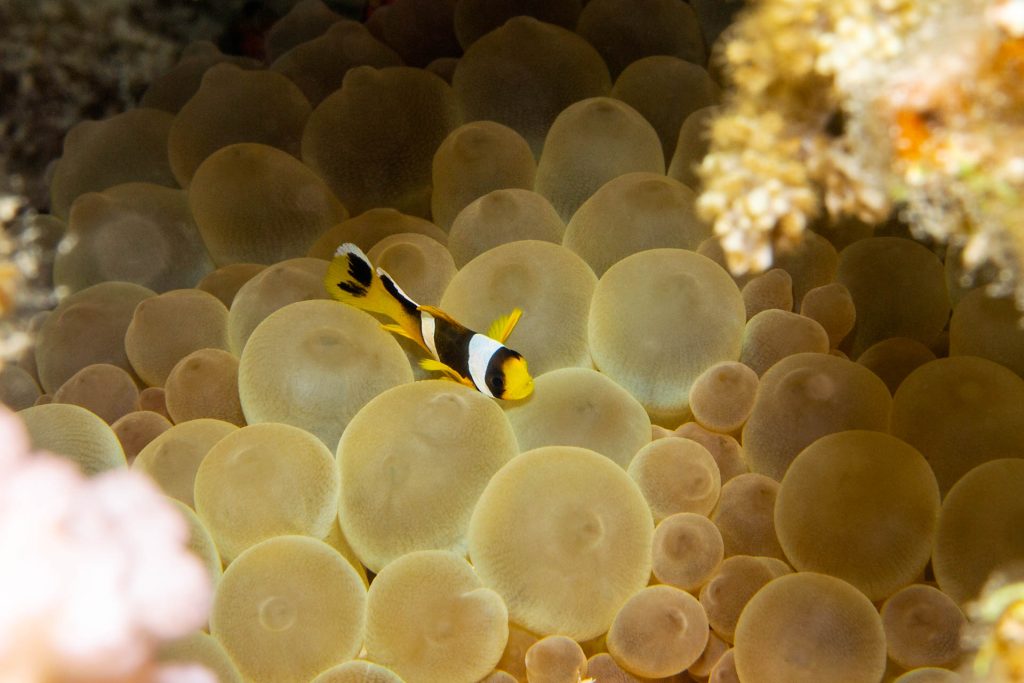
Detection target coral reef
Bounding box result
[698,0,1024,309]
[2,1,1023,681]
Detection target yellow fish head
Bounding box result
[500,354,534,400]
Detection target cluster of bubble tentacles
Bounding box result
[5,0,1024,681]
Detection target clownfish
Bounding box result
[325,243,534,400]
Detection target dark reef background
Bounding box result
[0,0,368,213]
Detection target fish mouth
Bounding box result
[503,380,534,401]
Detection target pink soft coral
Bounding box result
[0,405,213,682]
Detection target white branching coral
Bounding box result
[964,564,1024,682]
[0,206,64,366]
[699,0,1024,306]
[0,405,213,682]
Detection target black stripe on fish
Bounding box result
[378,270,419,316]
[347,251,373,288]
[432,315,473,380]
[336,279,367,297]
[484,346,519,398]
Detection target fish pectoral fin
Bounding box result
[419,358,462,380]
[380,323,417,342]
[487,307,523,344]
[419,358,474,387]
[416,304,459,325]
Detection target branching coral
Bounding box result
[699,0,1024,306]
[0,211,63,367]
[965,565,1024,682]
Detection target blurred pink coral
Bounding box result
[151,664,218,683]
[0,405,212,682]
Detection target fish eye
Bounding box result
[487,371,505,396]
[485,347,522,397]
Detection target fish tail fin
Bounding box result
[325,243,424,344]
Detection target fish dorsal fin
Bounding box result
[487,308,523,344]
[417,304,460,325]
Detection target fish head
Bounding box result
[499,353,533,400]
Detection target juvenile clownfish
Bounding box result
[324,243,534,400]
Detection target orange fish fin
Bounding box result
[417,304,460,325]
[419,358,474,387]
[487,307,523,344]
